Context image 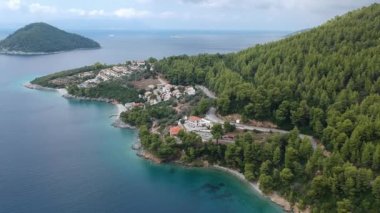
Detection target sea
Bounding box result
[0,30,288,213]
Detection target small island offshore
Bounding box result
[27,3,380,213]
[0,22,100,55]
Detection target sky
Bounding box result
[0,0,378,31]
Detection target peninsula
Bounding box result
[28,3,380,213]
[0,22,100,55]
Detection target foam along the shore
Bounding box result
[112,104,137,129]
[24,83,57,91]
[26,83,69,97]
[212,165,307,213]
[57,88,68,96]
[25,83,134,129]
[116,104,126,118]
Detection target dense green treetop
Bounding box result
[0,22,100,54]
[156,3,380,139]
[152,4,380,212]
[27,4,380,212]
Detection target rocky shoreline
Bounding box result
[131,146,308,213]
[211,166,309,213]
[136,150,162,164]
[25,83,58,91]
[25,83,116,103]
[112,119,136,129]
[1,50,55,55]
[25,83,136,130]
[26,82,306,213]
[1,47,101,56]
[62,93,115,103]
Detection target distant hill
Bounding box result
[0,22,100,54]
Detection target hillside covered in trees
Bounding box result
[153,3,380,212]
[0,22,100,54]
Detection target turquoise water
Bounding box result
[0,31,285,213]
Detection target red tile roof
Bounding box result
[189,116,202,122]
[170,126,182,136]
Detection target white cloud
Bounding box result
[68,8,86,16]
[291,0,376,13]
[181,0,234,8]
[114,8,150,19]
[182,0,284,9]
[6,0,21,10]
[135,0,151,3]
[87,9,105,16]
[68,8,105,17]
[158,11,177,19]
[188,0,230,7]
[29,3,56,14]
[88,9,105,16]
[181,0,377,12]
[68,7,152,19]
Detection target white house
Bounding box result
[199,118,212,128]
[185,86,196,96]
[186,116,212,128]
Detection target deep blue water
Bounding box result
[0,31,287,213]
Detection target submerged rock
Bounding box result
[132,142,142,150]
[112,119,135,129]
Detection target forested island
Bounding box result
[0,22,100,55]
[29,3,380,213]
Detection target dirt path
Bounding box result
[158,76,169,84]
[196,85,217,99]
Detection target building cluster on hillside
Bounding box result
[170,115,237,143]
[76,71,94,79]
[143,84,196,105]
[129,61,148,71]
[184,116,212,129]
[79,61,147,88]
[169,115,214,141]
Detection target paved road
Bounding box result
[206,107,318,150]
[199,85,319,150]
[233,123,318,149]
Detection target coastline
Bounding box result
[62,93,115,103]
[211,165,298,213]
[1,47,101,56]
[25,82,303,213]
[25,83,134,129]
[130,143,299,213]
[136,150,162,164]
[25,83,58,91]
[25,83,114,103]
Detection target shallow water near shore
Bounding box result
[0,30,285,213]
